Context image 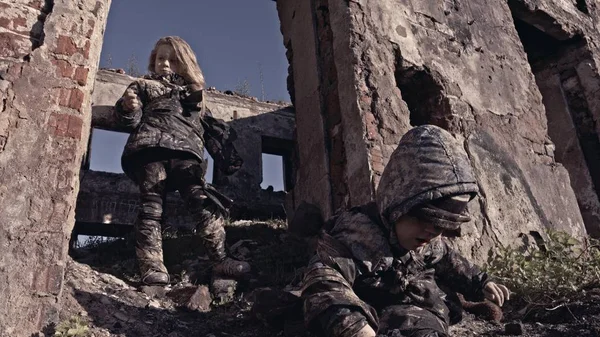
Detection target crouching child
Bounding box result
[300,125,510,337]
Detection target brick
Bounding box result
[0,18,10,29]
[66,115,83,139]
[74,66,89,86]
[58,88,70,107]
[55,35,78,56]
[48,113,84,139]
[58,88,85,112]
[55,35,92,60]
[85,18,95,38]
[68,88,84,111]
[28,0,44,10]
[0,32,30,59]
[47,112,57,131]
[52,59,74,78]
[370,145,383,159]
[13,17,26,29]
[82,40,91,59]
[7,62,23,79]
[54,113,69,136]
[32,264,64,295]
[371,157,385,173]
[364,111,378,140]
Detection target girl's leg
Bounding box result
[179,183,250,278]
[134,160,169,285]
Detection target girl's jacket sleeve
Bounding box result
[114,80,146,129]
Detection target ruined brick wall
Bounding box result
[277,0,597,261]
[0,0,110,334]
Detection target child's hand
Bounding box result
[122,88,141,112]
[355,324,376,337]
[484,282,510,307]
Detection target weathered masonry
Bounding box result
[277,0,599,260]
[74,70,295,239]
[0,0,112,334]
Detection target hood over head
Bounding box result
[376,125,479,230]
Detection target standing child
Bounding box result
[115,36,250,286]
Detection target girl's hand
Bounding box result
[122,88,141,112]
[484,282,510,307]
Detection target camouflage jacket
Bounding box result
[115,74,242,179]
[301,205,490,337]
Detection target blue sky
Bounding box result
[90,0,287,190]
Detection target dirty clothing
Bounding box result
[301,125,487,337]
[130,148,231,275]
[114,73,241,273]
[115,73,243,179]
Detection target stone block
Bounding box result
[0,32,31,59]
[74,66,89,86]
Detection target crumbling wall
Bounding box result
[0,0,110,334]
[507,1,600,237]
[276,1,335,220]
[277,0,592,262]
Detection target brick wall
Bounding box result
[0,0,111,334]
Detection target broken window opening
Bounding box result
[88,128,128,173]
[261,136,294,191]
[261,153,285,192]
[510,10,600,236]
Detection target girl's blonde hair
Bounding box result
[148,36,206,88]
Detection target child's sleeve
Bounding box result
[114,80,145,129]
[429,239,491,301]
[301,214,379,337]
[201,112,243,175]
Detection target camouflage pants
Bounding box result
[378,305,448,337]
[132,151,227,275]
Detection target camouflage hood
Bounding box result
[376,125,479,229]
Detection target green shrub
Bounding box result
[54,316,90,337]
[485,230,600,305]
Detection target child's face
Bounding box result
[154,44,179,76]
[394,215,444,250]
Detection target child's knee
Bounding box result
[139,193,163,221]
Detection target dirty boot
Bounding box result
[135,218,170,286]
[212,257,251,279]
[140,264,170,286]
[196,216,252,279]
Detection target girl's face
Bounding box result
[154,44,179,76]
[394,214,443,250]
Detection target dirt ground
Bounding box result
[51,220,600,337]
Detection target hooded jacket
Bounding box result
[301,125,488,337]
[115,74,242,180]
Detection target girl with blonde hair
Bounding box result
[115,36,248,286]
